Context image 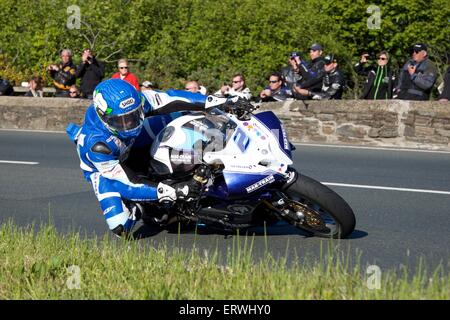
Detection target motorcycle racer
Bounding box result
[67,79,207,238]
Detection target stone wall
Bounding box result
[1,96,449,150]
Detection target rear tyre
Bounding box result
[282,173,356,238]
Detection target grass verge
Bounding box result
[0,221,448,299]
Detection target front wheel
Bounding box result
[281,173,356,238]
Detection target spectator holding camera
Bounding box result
[280,52,304,94]
[354,51,395,99]
[294,43,326,98]
[111,59,140,91]
[395,43,438,100]
[75,48,105,99]
[259,72,292,102]
[296,54,344,100]
[47,49,76,97]
[215,74,252,100]
[24,76,44,98]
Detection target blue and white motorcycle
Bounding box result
[140,96,356,238]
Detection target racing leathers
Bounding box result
[67,89,207,236]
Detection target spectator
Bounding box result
[438,66,450,102]
[111,59,140,91]
[280,52,303,94]
[214,73,252,100]
[68,85,80,98]
[395,43,438,100]
[354,51,395,99]
[185,80,200,93]
[296,54,345,100]
[47,49,76,97]
[199,85,208,95]
[140,81,156,91]
[294,43,326,98]
[0,78,14,96]
[24,76,44,98]
[259,72,292,102]
[75,48,105,99]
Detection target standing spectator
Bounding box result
[259,72,292,102]
[111,59,140,91]
[355,50,395,99]
[294,43,326,98]
[280,52,303,94]
[68,85,80,98]
[47,49,76,97]
[395,43,438,100]
[185,80,200,93]
[140,81,156,91]
[75,48,105,99]
[24,76,44,98]
[438,66,450,102]
[295,54,345,100]
[215,73,252,100]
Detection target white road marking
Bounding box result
[0,128,65,134]
[295,143,450,155]
[0,160,39,165]
[322,182,450,195]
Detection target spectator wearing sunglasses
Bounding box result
[354,50,395,99]
[395,43,438,100]
[296,54,344,100]
[68,85,80,98]
[111,59,140,91]
[294,44,326,99]
[215,74,252,100]
[259,72,292,102]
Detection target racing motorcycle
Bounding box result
[134,95,356,238]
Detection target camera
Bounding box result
[87,56,93,61]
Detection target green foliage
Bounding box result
[0,0,448,96]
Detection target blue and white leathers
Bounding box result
[68,80,207,235]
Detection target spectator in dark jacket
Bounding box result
[259,72,293,102]
[355,50,395,99]
[24,76,44,98]
[47,49,77,97]
[395,43,438,100]
[437,66,450,102]
[75,48,104,99]
[294,43,326,98]
[296,54,345,100]
[280,52,303,94]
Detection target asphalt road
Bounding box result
[1,129,449,273]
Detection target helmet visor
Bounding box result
[103,106,144,132]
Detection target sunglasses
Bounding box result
[69,91,77,94]
[377,57,388,60]
[119,66,129,69]
[269,80,279,83]
[232,80,242,83]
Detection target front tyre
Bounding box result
[282,174,356,238]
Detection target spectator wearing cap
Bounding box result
[259,72,293,102]
[75,48,105,99]
[279,52,304,95]
[141,81,156,91]
[215,73,252,100]
[296,54,344,100]
[354,50,395,99]
[111,59,140,91]
[294,43,326,98]
[438,66,450,102]
[395,43,438,100]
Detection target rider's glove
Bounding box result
[157,180,202,202]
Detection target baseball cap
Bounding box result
[412,43,427,52]
[310,43,323,51]
[324,54,337,65]
[290,51,301,59]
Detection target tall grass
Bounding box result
[0,221,448,299]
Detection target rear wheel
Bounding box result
[281,173,356,238]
